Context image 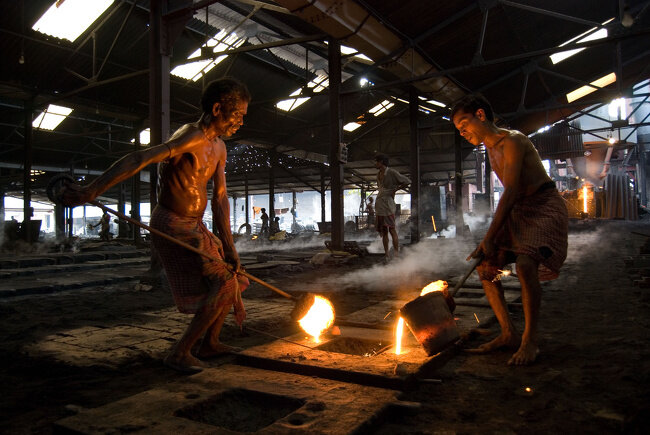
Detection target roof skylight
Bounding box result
[32,0,114,42]
[549,18,613,64]
[566,72,616,103]
[32,104,73,130]
[343,122,363,132]
[276,74,329,112]
[171,30,245,81]
[369,100,395,116]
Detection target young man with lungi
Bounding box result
[60,78,251,373]
[451,94,568,365]
[374,153,410,261]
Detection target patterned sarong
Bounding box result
[481,184,568,281]
[376,214,396,235]
[150,205,249,314]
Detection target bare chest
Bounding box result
[487,148,505,181]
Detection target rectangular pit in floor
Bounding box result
[55,365,399,434]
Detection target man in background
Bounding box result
[374,153,410,261]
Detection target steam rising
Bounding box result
[320,237,476,293]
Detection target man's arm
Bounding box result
[478,137,525,257]
[61,125,202,207]
[211,145,239,271]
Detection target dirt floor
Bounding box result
[1,220,649,434]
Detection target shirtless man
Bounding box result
[451,94,568,365]
[61,78,251,373]
[374,154,410,260]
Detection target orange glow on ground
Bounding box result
[420,280,448,296]
[298,296,334,343]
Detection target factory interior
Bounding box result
[1,1,649,433]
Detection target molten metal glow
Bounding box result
[420,280,448,296]
[583,185,588,213]
[431,215,437,232]
[395,317,405,355]
[298,296,334,343]
[492,269,512,282]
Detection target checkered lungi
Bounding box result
[376,214,396,235]
[150,205,249,314]
[481,184,568,281]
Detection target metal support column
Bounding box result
[23,99,33,242]
[320,165,326,224]
[233,195,237,232]
[118,183,127,238]
[409,87,420,243]
[292,191,297,228]
[269,152,276,222]
[245,176,250,225]
[55,204,65,240]
[328,38,344,250]
[455,129,465,237]
[132,123,142,243]
[148,0,171,212]
[0,187,5,234]
[484,148,492,211]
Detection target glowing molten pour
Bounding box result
[582,185,588,213]
[395,317,405,355]
[420,280,448,296]
[298,296,334,343]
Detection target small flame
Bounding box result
[492,269,512,282]
[395,317,405,355]
[420,280,448,296]
[298,296,334,343]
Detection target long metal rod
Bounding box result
[86,199,296,300]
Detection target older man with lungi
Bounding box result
[451,94,568,366]
[61,78,251,373]
[374,153,410,261]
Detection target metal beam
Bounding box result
[341,27,650,94]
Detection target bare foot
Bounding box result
[163,353,206,374]
[508,341,540,365]
[465,333,520,354]
[196,342,242,359]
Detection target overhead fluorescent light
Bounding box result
[343,122,362,132]
[171,30,245,81]
[32,104,73,130]
[32,0,114,42]
[549,18,613,64]
[566,72,616,103]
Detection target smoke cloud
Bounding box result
[312,237,478,296]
